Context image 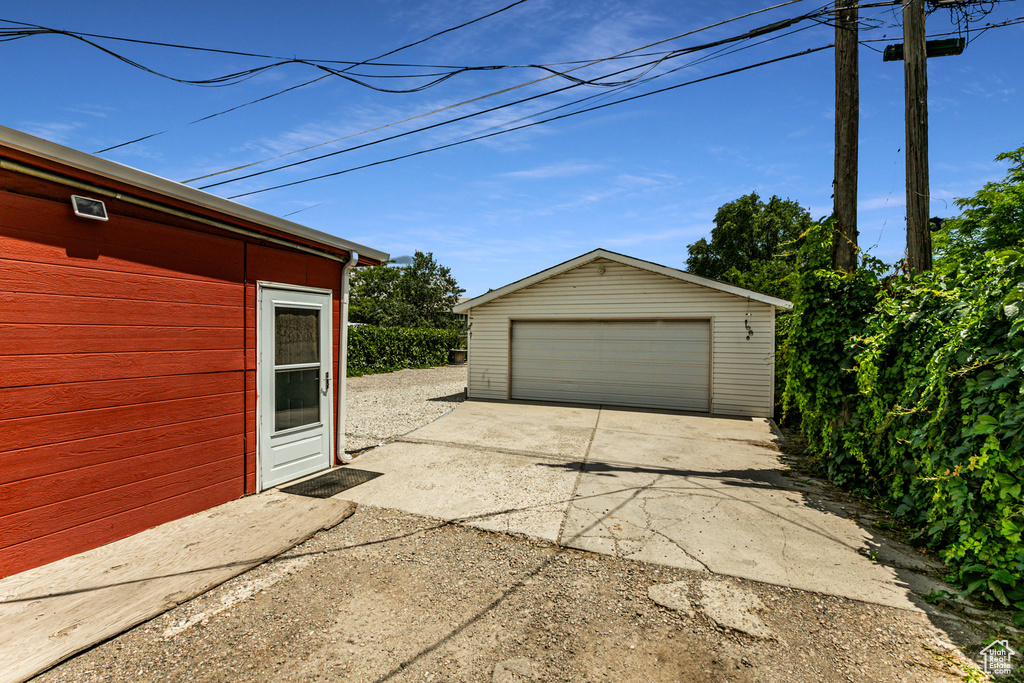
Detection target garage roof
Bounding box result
[0,126,388,265]
[454,248,793,312]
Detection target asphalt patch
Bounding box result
[280,468,383,499]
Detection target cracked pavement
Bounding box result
[342,400,959,614]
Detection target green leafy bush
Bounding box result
[781,220,883,471]
[347,325,460,376]
[844,252,1024,611]
[783,145,1024,615]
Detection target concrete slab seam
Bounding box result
[556,407,601,547]
[394,437,585,465]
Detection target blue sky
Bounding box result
[3,0,1022,296]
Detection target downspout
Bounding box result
[337,251,359,465]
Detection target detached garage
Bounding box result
[454,249,792,418]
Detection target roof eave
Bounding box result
[455,248,794,312]
[0,126,389,264]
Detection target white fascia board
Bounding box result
[0,126,389,264]
[454,248,793,312]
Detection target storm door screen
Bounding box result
[274,307,321,430]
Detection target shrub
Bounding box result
[783,146,1024,616]
[347,325,460,376]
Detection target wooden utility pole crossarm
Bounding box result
[904,0,933,272]
[833,0,859,272]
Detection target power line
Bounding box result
[11,0,814,156]
[222,7,1023,199]
[189,0,823,186]
[226,45,832,199]
[351,0,530,66]
[197,21,822,190]
[63,0,535,153]
[95,74,334,153]
[4,10,661,94]
[444,21,824,148]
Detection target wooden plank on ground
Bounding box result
[0,490,357,683]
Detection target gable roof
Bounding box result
[454,248,793,312]
[0,126,388,265]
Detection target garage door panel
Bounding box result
[511,320,709,411]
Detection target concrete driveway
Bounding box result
[343,400,950,613]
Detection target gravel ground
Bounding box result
[35,507,986,683]
[30,366,1013,682]
[345,365,467,452]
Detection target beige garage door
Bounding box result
[510,320,710,411]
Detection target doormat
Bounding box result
[280,468,383,499]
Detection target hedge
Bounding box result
[783,221,1024,618]
[347,325,460,376]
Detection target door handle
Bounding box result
[323,370,331,394]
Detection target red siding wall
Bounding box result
[0,185,342,578]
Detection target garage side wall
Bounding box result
[0,183,343,578]
[466,259,776,417]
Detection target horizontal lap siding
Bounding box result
[467,259,776,417]
[0,189,247,578]
[511,320,710,411]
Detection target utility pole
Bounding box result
[904,0,932,272]
[833,0,859,272]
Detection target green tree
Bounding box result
[933,143,1024,272]
[685,192,814,300]
[349,251,465,329]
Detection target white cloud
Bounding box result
[500,162,604,179]
[603,227,698,248]
[18,121,84,145]
[66,104,114,119]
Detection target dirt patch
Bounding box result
[34,505,988,682]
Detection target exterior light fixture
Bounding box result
[71,195,108,221]
[929,217,947,232]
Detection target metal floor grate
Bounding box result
[279,468,383,499]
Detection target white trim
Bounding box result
[256,281,334,492]
[0,125,388,264]
[257,281,334,297]
[454,249,793,312]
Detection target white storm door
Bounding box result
[258,284,333,490]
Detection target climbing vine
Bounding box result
[783,145,1024,616]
